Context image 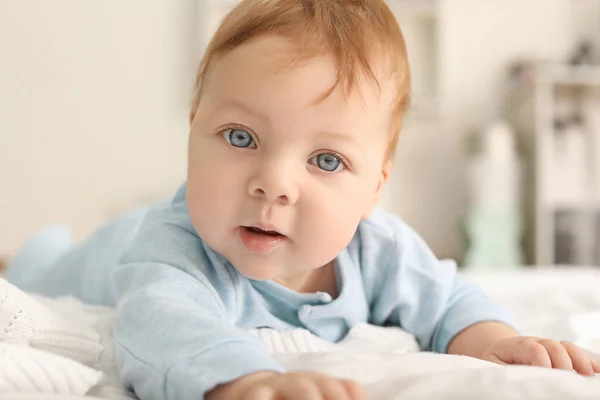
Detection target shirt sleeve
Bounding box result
[112,187,283,400]
[365,214,517,354]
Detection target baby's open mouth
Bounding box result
[239,226,288,253]
[244,226,284,237]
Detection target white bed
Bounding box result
[2,267,600,400]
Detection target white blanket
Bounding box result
[1,268,600,400]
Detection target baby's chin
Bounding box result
[230,260,310,283]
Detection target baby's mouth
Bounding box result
[239,225,288,253]
[243,226,285,237]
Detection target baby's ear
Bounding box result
[362,160,392,219]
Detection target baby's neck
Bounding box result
[273,261,338,298]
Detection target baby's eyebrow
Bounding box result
[219,99,268,122]
[317,130,359,147]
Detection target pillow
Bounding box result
[0,343,103,396]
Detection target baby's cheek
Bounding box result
[349,184,378,213]
[318,200,361,245]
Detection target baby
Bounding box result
[6,1,600,399]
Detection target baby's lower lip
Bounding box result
[239,226,287,254]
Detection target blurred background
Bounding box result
[1,0,600,270]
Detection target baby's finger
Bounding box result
[592,358,600,374]
[483,354,508,366]
[317,379,351,400]
[340,379,368,400]
[539,339,573,371]
[241,385,275,400]
[280,377,323,400]
[519,339,552,368]
[560,341,594,376]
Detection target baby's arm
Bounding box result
[364,214,516,355]
[363,211,599,376]
[113,260,283,399]
[447,321,517,358]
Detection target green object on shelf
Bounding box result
[463,211,523,268]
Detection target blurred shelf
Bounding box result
[528,63,600,265]
[548,199,600,211]
[538,64,600,86]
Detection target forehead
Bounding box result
[202,36,397,124]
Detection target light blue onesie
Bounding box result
[6,183,515,400]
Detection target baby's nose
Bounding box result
[248,163,299,205]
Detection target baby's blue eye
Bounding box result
[223,129,255,148]
[313,153,343,172]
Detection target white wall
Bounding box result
[0,1,196,256]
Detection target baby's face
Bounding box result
[187,36,395,281]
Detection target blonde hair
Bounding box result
[194,0,411,160]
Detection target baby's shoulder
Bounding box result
[352,207,434,268]
[356,207,412,248]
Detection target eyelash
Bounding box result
[219,125,353,172]
[221,124,258,142]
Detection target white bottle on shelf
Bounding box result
[582,90,600,200]
[553,117,588,207]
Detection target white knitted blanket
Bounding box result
[0,278,103,365]
[0,278,106,396]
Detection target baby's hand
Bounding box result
[482,336,600,376]
[206,371,367,400]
